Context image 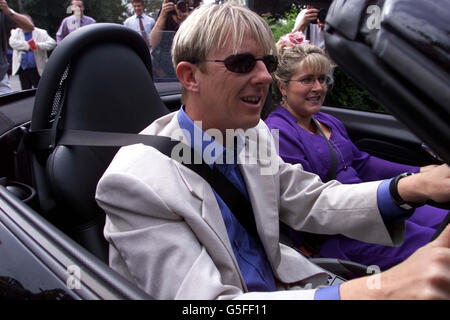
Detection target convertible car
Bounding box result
[0,0,448,300]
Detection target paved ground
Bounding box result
[10,74,21,92]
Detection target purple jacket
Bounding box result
[56,15,96,44]
[265,106,420,183]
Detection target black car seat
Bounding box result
[28,23,170,262]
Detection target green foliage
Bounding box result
[83,0,129,24]
[262,5,298,42]
[324,68,386,113]
[263,6,386,113]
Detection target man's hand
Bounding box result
[160,0,175,19]
[378,224,450,299]
[420,164,439,173]
[0,0,12,15]
[0,0,34,30]
[398,163,450,204]
[341,225,450,299]
[303,6,319,24]
[292,5,319,33]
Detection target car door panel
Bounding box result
[0,185,152,300]
[321,106,437,166]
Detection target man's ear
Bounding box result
[176,61,200,93]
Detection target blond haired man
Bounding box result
[96,3,450,300]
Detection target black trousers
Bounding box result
[18,67,40,90]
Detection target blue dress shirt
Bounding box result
[21,32,36,70]
[177,107,276,292]
[377,178,414,221]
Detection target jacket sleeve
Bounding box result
[96,169,321,300]
[35,29,56,51]
[9,29,29,51]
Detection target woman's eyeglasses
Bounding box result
[197,54,278,74]
[289,75,332,87]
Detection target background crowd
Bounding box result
[1,0,204,92]
[1,0,381,113]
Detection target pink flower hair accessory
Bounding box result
[279,31,310,48]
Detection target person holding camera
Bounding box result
[292,5,326,51]
[150,0,199,78]
[56,0,96,44]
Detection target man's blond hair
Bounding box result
[172,3,276,70]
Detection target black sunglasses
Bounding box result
[199,54,278,74]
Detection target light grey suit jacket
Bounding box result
[96,111,404,300]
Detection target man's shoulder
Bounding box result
[33,27,47,34]
[143,14,155,22]
[9,27,22,35]
[59,15,71,24]
[84,15,96,23]
[123,15,135,24]
[101,112,182,181]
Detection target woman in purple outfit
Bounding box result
[265,33,448,270]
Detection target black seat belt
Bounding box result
[28,128,259,239]
[312,117,337,182]
[282,118,337,256]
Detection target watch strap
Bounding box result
[389,172,422,210]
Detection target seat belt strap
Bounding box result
[27,128,259,238]
[312,118,337,182]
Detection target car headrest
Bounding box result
[29,23,170,227]
[31,23,168,132]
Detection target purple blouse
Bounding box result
[265,106,420,183]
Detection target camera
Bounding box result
[176,0,189,13]
[318,8,328,24]
[310,8,328,24]
[168,0,195,14]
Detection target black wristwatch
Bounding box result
[389,172,422,210]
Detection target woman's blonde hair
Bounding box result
[171,3,276,70]
[274,41,332,90]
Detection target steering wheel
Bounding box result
[425,200,450,210]
[430,211,450,242]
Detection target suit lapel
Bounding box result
[239,160,281,265]
[236,125,282,265]
[158,113,246,285]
